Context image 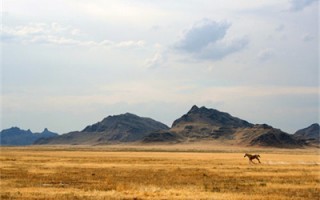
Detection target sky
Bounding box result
[1,0,319,134]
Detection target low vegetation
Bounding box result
[1,145,319,199]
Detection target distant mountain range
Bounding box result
[2,105,319,148]
[0,127,58,146]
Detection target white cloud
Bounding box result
[145,51,167,69]
[174,19,248,61]
[115,40,145,48]
[1,23,81,45]
[1,23,145,48]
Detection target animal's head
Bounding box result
[244,153,248,157]
[257,154,260,158]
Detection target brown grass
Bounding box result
[0,145,319,200]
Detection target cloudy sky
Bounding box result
[1,0,319,134]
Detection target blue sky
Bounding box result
[1,0,319,134]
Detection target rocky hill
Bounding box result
[293,123,319,146]
[170,105,253,139]
[36,113,169,145]
[0,127,58,146]
[144,105,303,148]
[172,105,253,128]
[233,124,302,148]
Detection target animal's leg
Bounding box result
[250,159,257,164]
[256,158,261,163]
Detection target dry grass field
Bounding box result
[0,145,319,200]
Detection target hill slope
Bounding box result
[36,113,169,145]
[293,123,319,146]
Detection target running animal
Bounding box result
[244,153,261,164]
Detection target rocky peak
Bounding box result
[42,128,49,133]
[189,105,200,113]
[173,105,252,128]
[308,123,320,130]
[188,105,214,114]
[38,128,58,137]
[80,112,169,142]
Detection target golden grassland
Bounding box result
[0,144,319,200]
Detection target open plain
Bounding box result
[0,144,319,200]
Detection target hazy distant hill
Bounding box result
[36,113,169,145]
[0,127,58,146]
[144,105,303,147]
[293,123,319,146]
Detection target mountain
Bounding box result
[170,105,253,139]
[145,105,302,148]
[36,113,169,145]
[293,123,319,146]
[172,105,253,128]
[0,127,58,146]
[234,124,302,148]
